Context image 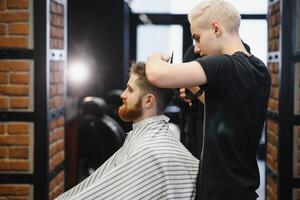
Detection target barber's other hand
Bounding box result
[179,88,192,106]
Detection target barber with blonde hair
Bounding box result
[146,0,271,199]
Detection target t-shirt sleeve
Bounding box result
[195,55,232,91]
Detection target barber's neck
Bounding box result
[220,32,250,56]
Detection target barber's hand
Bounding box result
[179,86,204,106]
[179,88,192,106]
[145,52,174,87]
[147,53,170,63]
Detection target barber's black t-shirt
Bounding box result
[195,52,271,200]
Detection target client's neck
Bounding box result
[133,109,159,123]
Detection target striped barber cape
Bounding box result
[56,115,199,200]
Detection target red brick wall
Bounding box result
[48,0,66,199]
[267,0,280,114]
[0,0,66,199]
[266,119,278,174]
[0,60,33,111]
[268,63,279,113]
[50,1,64,49]
[267,175,278,200]
[268,1,280,52]
[0,122,33,199]
[49,116,65,173]
[266,1,280,200]
[49,171,64,200]
[0,122,33,173]
[49,61,65,111]
[0,1,35,199]
[0,184,33,199]
[0,0,32,49]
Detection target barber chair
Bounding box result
[78,96,126,179]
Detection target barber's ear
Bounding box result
[212,21,221,36]
[143,94,155,109]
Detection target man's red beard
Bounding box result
[118,97,143,122]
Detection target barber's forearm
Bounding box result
[146,58,169,86]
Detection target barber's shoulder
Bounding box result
[195,54,232,67]
[196,54,230,61]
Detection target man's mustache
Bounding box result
[121,99,127,106]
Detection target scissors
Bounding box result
[169,51,174,64]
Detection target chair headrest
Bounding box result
[81,96,108,116]
[106,89,123,109]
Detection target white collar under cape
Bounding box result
[131,115,170,131]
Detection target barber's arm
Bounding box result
[146,53,207,88]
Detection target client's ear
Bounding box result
[143,93,155,109]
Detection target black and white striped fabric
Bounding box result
[56,115,199,200]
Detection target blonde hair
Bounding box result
[188,0,241,33]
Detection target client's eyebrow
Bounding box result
[127,84,134,91]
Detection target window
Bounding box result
[137,25,183,63]
[240,20,267,64]
[129,0,267,14]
